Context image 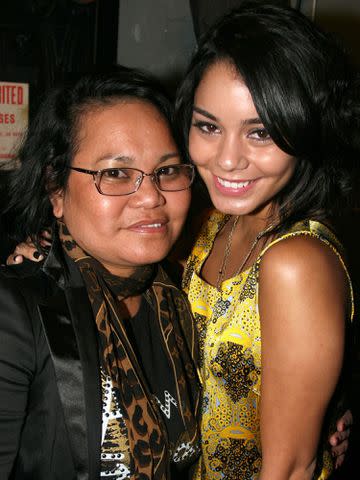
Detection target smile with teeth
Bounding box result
[144,223,162,228]
[128,219,168,233]
[217,177,252,189]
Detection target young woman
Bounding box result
[175,2,358,479]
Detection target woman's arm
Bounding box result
[258,235,348,480]
[0,276,35,477]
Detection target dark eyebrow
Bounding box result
[96,153,180,166]
[193,106,263,126]
[193,106,218,122]
[159,152,181,163]
[96,155,134,165]
[243,117,263,125]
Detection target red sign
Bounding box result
[0,82,29,165]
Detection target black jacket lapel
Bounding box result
[39,242,101,480]
[65,283,102,480]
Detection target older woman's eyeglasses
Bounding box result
[68,164,195,196]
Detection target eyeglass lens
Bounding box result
[98,164,194,195]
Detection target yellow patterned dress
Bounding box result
[182,210,353,480]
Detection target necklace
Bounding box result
[216,216,274,291]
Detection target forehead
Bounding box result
[78,99,169,135]
[194,60,258,118]
[198,60,241,89]
[74,100,178,166]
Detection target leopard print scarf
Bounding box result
[58,221,200,479]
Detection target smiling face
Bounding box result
[51,100,191,275]
[189,60,296,218]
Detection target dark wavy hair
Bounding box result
[175,1,360,230]
[2,68,177,244]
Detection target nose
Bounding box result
[216,134,249,171]
[130,174,165,208]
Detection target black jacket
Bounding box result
[0,240,199,480]
[0,242,102,479]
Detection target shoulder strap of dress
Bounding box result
[258,220,344,258]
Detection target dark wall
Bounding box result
[0,0,120,257]
[190,0,290,39]
[0,0,119,115]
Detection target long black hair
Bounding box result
[176,1,360,230]
[2,67,177,244]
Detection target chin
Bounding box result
[211,198,249,216]
[211,191,272,217]
[127,250,170,267]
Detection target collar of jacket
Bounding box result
[41,233,79,288]
[38,234,101,480]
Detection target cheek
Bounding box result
[257,151,295,176]
[178,190,192,217]
[168,191,191,228]
[63,189,125,229]
[273,156,296,179]
[189,132,219,171]
[188,130,205,165]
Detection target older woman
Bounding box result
[0,70,200,479]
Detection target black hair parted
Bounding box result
[175,1,360,229]
[2,67,176,245]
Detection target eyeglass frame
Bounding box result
[67,163,195,196]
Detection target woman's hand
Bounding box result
[329,409,353,469]
[6,231,52,265]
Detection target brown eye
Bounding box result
[248,128,271,142]
[157,165,178,176]
[101,169,131,182]
[192,121,220,135]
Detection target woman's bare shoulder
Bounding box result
[260,233,347,291]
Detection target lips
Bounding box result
[217,177,252,189]
[127,219,168,233]
[214,175,256,195]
